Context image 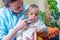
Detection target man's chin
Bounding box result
[16,12,22,14]
[18,11,23,13]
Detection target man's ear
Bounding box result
[8,2,15,7]
[8,2,12,6]
[7,2,13,8]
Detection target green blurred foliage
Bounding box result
[47,0,59,13]
[47,0,60,29]
[40,11,46,24]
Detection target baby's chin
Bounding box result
[31,19,37,22]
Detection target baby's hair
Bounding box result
[27,4,39,13]
[29,4,39,8]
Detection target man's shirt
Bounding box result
[0,4,29,40]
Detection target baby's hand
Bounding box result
[34,27,40,32]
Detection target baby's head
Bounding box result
[27,4,39,22]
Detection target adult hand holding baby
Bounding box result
[15,15,31,31]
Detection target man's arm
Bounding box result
[0,17,19,40]
[2,25,21,40]
[0,16,29,40]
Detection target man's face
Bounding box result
[9,0,24,13]
[27,8,39,22]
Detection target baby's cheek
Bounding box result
[36,16,38,19]
[29,16,33,19]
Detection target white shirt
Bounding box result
[16,19,47,40]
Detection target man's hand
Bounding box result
[15,16,30,31]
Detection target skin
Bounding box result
[27,8,39,23]
[9,0,24,14]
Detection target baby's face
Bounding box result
[27,8,39,22]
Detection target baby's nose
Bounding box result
[32,15,35,18]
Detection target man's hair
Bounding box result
[3,0,17,8]
[27,4,39,13]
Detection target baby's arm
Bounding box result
[36,27,49,37]
[35,20,49,37]
[37,30,48,37]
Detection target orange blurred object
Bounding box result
[43,27,60,40]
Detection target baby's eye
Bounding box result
[35,14,39,16]
[30,13,33,15]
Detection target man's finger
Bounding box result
[24,19,30,21]
[24,19,32,24]
[20,15,24,20]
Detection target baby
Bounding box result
[16,4,48,40]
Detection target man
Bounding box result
[0,0,29,40]
[0,0,49,40]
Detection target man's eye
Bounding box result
[21,3,23,5]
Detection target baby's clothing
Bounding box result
[28,19,47,32]
[16,19,47,40]
[23,28,36,40]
